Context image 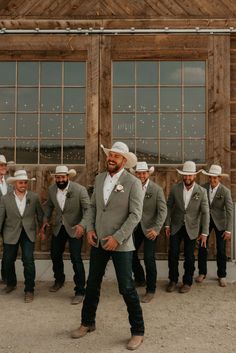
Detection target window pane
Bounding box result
[0,62,15,85]
[18,88,38,111]
[183,62,205,85]
[137,139,158,163]
[41,62,62,85]
[160,88,181,111]
[0,88,15,111]
[184,88,205,112]
[64,88,85,112]
[184,114,205,137]
[184,140,205,163]
[41,88,61,112]
[136,62,158,85]
[113,88,135,112]
[113,114,135,138]
[40,140,61,164]
[0,139,14,161]
[113,62,135,85]
[63,140,85,164]
[17,114,38,137]
[64,62,86,86]
[40,114,61,138]
[16,140,38,164]
[64,114,85,138]
[18,62,39,85]
[160,62,181,85]
[160,113,181,138]
[137,114,158,138]
[160,140,182,164]
[0,114,14,137]
[136,88,158,111]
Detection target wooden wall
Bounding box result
[0,31,233,260]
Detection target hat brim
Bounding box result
[202,170,228,177]
[7,177,36,184]
[176,169,202,175]
[130,166,155,175]
[51,169,77,177]
[101,145,137,169]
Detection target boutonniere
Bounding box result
[192,193,200,200]
[114,184,124,192]
[145,193,152,199]
[66,191,72,198]
[216,194,223,199]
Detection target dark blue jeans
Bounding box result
[50,226,85,295]
[81,245,145,336]
[198,218,227,278]
[132,223,157,293]
[168,226,196,286]
[4,229,35,292]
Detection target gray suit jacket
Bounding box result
[166,182,210,240]
[86,169,143,252]
[0,190,44,244]
[202,182,233,232]
[43,181,91,237]
[0,179,12,197]
[140,180,167,235]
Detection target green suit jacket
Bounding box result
[166,182,210,240]
[86,169,143,251]
[43,181,91,237]
[203,182,233,232]
[0,190,44,244]
[141,180,167,235]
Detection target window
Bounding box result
[112,61,206,164]
[0,61,86,164]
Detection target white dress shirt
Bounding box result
[183,182,195,209]
[209,183,220,204]
[142,178,149,195]
[56,182,70,211]
[103,168,124,205]
[0,177,7,195]
[14,191,27,216]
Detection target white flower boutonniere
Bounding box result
[193,193,200,200]
[114,184,124,192]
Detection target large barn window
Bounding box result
[0,61,86,164]
[112,61,206,164]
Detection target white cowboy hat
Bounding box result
[101,141,137,169]
[202,164,228,177]
[0,154,14,165]
[7,170,36,184]
[52,165,77,177]
[130,161,155,175]
[176,161,202,175]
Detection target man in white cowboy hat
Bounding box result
[165,161,209,293]
[131,161,167,303]
[71,141,145,351]
[42,165,90,305]
[0,170,43,302]
[0,154,13,283]
[195,164,233,287]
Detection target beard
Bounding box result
[56,180,69,190]
[106,159,123,173]
[183,178,195,188]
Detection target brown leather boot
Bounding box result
[71,324,95,339]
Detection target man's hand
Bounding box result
[165,226,171,238]
[222,231,231,241]
[146,229,158,240]
[87,230,98,247]
[73,224,84,239]
[102,235,119,251]
[198,234,207,248]
[39,221,50,240]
